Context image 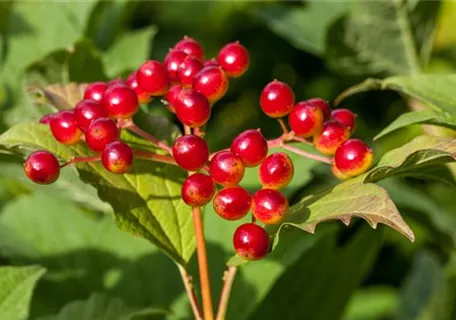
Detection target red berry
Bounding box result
[331,162,349,180]
[288,101,324,137]
[334,139,373,179]
[204,58,219,68]
[137,60,170,96]
[172,134,209,171]
[101,141,134,174]
[174,88,211,127]
[313,120,350,155]
[251,189,288,224]
[331,108,357,133]
[74,99,108,132]
[126,71,152,105]
[230,129,268,167]
[84,82,108,103]
[24,151,60,184]
[164,49,188,82]
[178,55,203,87]
[164,84,182,113]
[213,186,251,221]
[108,78,126,87]
[260,80,295,118]
[181,173,215,206]
[39,113,54,124]
[307,98,331,120]
[233,223,269,261]
[50,110,82,145]
[175,36,204,61]
[217,42,250,78]
[193,66,229,103]
[259,152,294,190]
[103,84,139,119]
[85,118,119,152]
[209,151,245,187]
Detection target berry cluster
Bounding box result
[24,36,373,262]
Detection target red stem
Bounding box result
[280,144,331,164]
[60,155,101,168]
[121,119,173,155]
[134,151,178,166]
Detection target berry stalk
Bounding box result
[280,143,331,164]
[121,119,173,155]
[134,151,178,166]
[60,155,101,168]
[216,266,237,320]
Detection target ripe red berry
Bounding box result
[233,223,269,261]
[230,129,268,167]
[313,120,350,155]
[126,71,152,105]
[334,139,374,179]
[193,66,229,103]
[175,36,204,61]
[307,98,331,120]
[213,186,251,221]
[181,173,216,207]
[172,134,209,171]
[174,88,211,127]
[39,113,54,124]
[50,110,82,145]
[204,58,219,68]
[164,49,188,81]
[24,151,60,184]
[288,101,324,137]
[102,141,134,174]
[108,78,126,87]
[217,42,250,78]
[209,151,245,187]
[259,152,294,190]
[331,108,357,133]
[74,99,108,132]
[178,55,203,87]
[84,82,108,103]
[164,84,182,113]
[260,80,295,118]
[137,60,170,96]
[331,162,349,180]
[85,118,119,152]
[103,84,139,119]
[251,189,288,224]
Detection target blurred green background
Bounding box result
[1,1,456,319]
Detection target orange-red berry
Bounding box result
[192,66,229,103]
[175,36,204,61]
[331,108,357,133]
[85,118,119,152]
[217,42,250,78]
[313,120,350,155]
[260,80,295,118]
[230,129,268,167]
[251,189,288,224]
[103,84,139,119]
[172,134,209,171]
[233,223,270,261]
[259,152,294,190]
[137,60,170,96]
[181,173,216,207]
[209,151,245,187]
[50,110,82,145]
[213,186,251,221]
[288,101,324,137]
[24,151,60,185]
[334,139,373,179]
[102,141,134,174]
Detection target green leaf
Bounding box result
[325,0,440,75]
[103,26,156,78]
[68,40,107,83]
[0,265,45,320]
[375,110,456,140]
[255,2,347,56]
[36,293,168,320]
[343,286,399,320]
[0,122,193,266]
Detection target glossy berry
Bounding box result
[193,66,229,103]
[331,108,357,133]
[313,120,350,155]
[137,60,170,96]
[102,141,134,174]
[251,189,288,224]
[174,88,211,127]
[204,58,219,68]
[84,82,108,103]
[164,84,182,113]
[307,98,331,120]
[213,186,251,221]
[50,110,82,145]
[331,162,349,180]
[74,99,108,132]
[178,55,203,86]
[175,36,204,61]
[103,84,139,119]
[288,101,324,137]
[85,118,119,152]
[209,151,245,187]
[24,151,60,184]
[334,139,374,179]
[172,134,209,171]
[39,113,54,124]
[233,223,269,261]
[181,173,215,207]
[259,153,294,190]
[260,80,295,118]
[164,49,188,81]
[217,42,250,78]
[126,71,152,105]
[230,129,268,167]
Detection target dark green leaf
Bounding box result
[68,40,107,83]
[343,286,398,320]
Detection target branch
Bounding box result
[216,266,237,320]
[280,144,332,164]
[60,155,101,168]
[277,118,289,135]
[178,265,203,320]
[134,151,178,166]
